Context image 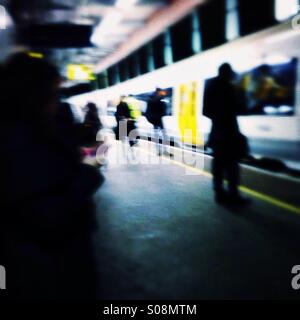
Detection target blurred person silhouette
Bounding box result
[203,63,250,205]
[81,102,103,160]
[0,52,102,299]
[55,101,82,152]
[146,88,168,156]
[83,102,102,144]
[56,102,105,164]
[115,95,138,148]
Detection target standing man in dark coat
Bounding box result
[203,63,249,205]
[115,95,137,147]
[146,88,167,155]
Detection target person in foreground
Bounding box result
[0,52,102,299]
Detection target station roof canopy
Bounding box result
[8,0,203,77]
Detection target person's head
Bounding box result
[86,102,97,112]
[218,63,235,81]
[155,88,161,95]
[2,52,61,123]
[120,95,127,102]
[257,64,270,77]
[155,88,166,98]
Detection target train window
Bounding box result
[163,29,173,65]
[238,0,276,36]
[114,64,120,84]
[107,65,120,86]
[98,70,109,89]
[171,15,194,62]
[191,10,201,54]
[275,0,299,21]
[235,59,298,116]
[226,0,240,41]
[153,34,165,69]
[146,43,155,72]
[128,54,140,79]
[119,59,129,82]
[197,0,226,50]
[139,46,150,75]
[107,67,114,86]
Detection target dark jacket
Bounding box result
[115,101,131,122]
[0,121,101,245]
[203,77,247,157]
[0,120,102,298]
[146,97,167,128]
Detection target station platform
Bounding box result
[92,142,300,300]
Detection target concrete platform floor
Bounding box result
[92,145,300,300]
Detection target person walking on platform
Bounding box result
[115,95,139,148]
[83,102,102,140]
[145,88,168,156]
[203,63,250,205]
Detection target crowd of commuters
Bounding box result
[116,75,249,205]
[0,52,103,299]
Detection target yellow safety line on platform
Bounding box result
[140,149,300,216]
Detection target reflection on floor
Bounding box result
[93,142,300,299]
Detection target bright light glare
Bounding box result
[264,54,292,65]
[116,0,139,10]
[0,5,7,30]
[91,11,123,46]
[279,105,293,113]
[275,0,299,21]
[264,106,278,114]
[91,0,139,46]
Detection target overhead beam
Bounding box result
[94,0,205,73]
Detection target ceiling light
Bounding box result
[91,11,123,46]
[90,0,139,47]
[275,0,299,21]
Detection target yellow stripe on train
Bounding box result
[174,81,204,146]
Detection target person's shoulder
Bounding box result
[205,77,219,90]
[120,101,129,108]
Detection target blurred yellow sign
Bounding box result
[67,64,96,81]
[175,81,203,146]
